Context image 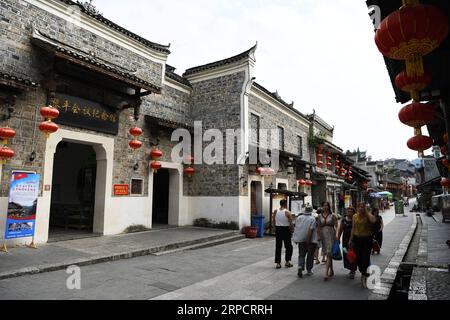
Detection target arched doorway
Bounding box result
[49,141,97,240]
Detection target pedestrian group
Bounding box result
[272,200,383,288]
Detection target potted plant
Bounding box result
[244,226,258,238]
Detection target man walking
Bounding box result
[293,205,318,278]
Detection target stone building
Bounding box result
[0,0,321,244]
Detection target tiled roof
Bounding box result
[57,0,170,54]
[252,82,308,121]
[183,44,257,77]
[144,115,192,130]
[0,71,38,90]
[31,29,161,93]
[165,65,192,88]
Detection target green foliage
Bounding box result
[123,224,150,234]
[308,131,326,148]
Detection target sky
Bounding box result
[94,0,419,161]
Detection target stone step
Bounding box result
[153,234,247,256]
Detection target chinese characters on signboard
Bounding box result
[114,184,129,196]
[52,93,120,135]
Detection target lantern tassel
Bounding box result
[402,0,419,6]
[406,55,424,78]
[414,127,422,136]
[411,90,421,102]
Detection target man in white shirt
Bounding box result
[292,205,318,278]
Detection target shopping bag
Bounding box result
[347,248,357,265]
[332,240,342,260]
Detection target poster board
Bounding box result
[291,199,304,216]
[4,172,40,240]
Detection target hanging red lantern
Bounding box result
[40,105,60,121]
[0,146,14,164]
[39,121,59,138]
[399,102,435,136]
[395,70,432,102]
[257,167,275,176]
[375,4,449,77]
[0,127,16,145]
[348,176,353,181]
[317,153,323,160]
[150,161,162,172]
[306,180,313,186]
[184,166,195,178]
[129,127,143,139]
[326,162,332,169]
[407,135,433,157]
[441,178,450,188]
[150,148,163,160]
[317,161,323,167]
[129,140,143,151]
[298,179,307,186]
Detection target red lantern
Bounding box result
[150,148,163,160]
[398,102,435,135]
[375,4,449,77]
[348,176,353,181]
[130,127,143,139]
[306,180,313,186]
[407,135,433,157]
[150,161,162,172]
[129,140,143,151]
[395,70,432,102]
[298,179,306,186]
[317,153,323,160]
[40,105,60,121]
[184,166,195,178]
[441,178,450,188]
[0,127,16,145]
[39,121,59,138]
[0,146,14,164]
[326,162,332,168]
[317,161,323,167]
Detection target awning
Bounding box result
[264,188,308,198]
[31,28,161,94]
[145,115,192,130]
[417,176,442,191]
[0,71,38,91]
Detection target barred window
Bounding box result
[297,135,303,159]
[277,126,284,151]
[250,113,260,145]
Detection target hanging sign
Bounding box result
[51,93,119,135]
[4,172,40,240]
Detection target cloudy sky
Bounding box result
[94,0,419,161]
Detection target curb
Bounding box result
[368,214,418,300]
[0,231,240,281]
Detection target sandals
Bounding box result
[276,264,282,269]
[285,262,294,268]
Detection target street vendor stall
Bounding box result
[265,187,307,235]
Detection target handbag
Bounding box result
[372,239,381,252]
[332,240,342,260]
[347,248,357,265]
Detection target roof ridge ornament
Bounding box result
[77,0,102,16]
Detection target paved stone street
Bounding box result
[0,205,415,300]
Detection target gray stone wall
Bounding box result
[186,72,245,197]
[248,94,310,160]
[0,0,163,88]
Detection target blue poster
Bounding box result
[4,172,40,240]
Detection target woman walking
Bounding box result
[272,199,294,269]
[349,203,376,288]
[317,202,338,281]
[337,207,357,279]
[372,208,384,254]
